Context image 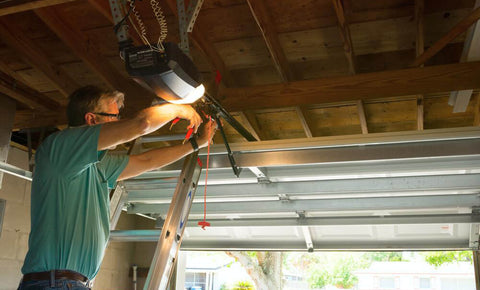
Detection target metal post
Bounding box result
[144,152,202,290]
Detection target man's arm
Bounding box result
[118,119,216,180]
[97,103,202,150]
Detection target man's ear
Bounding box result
[85,113,96,125]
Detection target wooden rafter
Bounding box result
[415,0,424,131]
[0,71,61,111]
[0,0,76,16]
[14,110,66,130]
[474,93,480,126]
[295,107,313,138]
[417,96,424,130]
[356,100,368,134]
[246,0,294,82]
[412,6,480,67]
[34,6,153,112]
[220,61,480,111]
[237,111,262,141]
[332,0,357,74]
[0,17,79,96]
[164,0,235,87]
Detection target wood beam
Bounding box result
[164,0,235,87]
[0,17,79,96]
[415,0,424,131]
[415,0,425,60]
[237,111,262,141]
[220,61,480,111]
[14,110,67,130]
[34,6,153,112]
[246,0,294,81]
[0,0,76,16]
[474,93,480,127]
[417,96,424,130]
[356,100,368,134]
[295,107,313,138]
[412,6,480,67]
[332,0,357,74]
[0,71,61,111]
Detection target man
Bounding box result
[18,85,216,289]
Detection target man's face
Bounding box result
[85,100,121,126]
[94,101,121,124]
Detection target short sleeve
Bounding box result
[98,154,130,189]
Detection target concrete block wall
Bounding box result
[0,147,140,290]
[0,147,31,290]
[94,213,137,290]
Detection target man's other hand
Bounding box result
[198,119,217,148]
[172,104,203,132]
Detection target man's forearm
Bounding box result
[117,142,195,180]
[98,104,200,150]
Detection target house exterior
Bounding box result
[355,262,475,290]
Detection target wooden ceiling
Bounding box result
[1,0,480,145]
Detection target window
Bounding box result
[420,277,431,289]
[379,277,395,289]
[185,272,206,290]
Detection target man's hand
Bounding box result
[170,104,203,133]
[197,118,217,148]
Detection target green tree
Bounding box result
[226,251,282,290]
[363,252,405,262]
[423,251,472,268]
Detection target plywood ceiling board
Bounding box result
[306,105,361,137]
[364,100,417,133]
[53,1,112,31]
[356,49,415,73]
[214,37,273,70]
[266,0,337,33]
[5,11,58,40]
[424,96,476,128]
[35,37,81,64]
[424,0,476,13]
[349,6,413,24]
[290,57,350,80]
[196,4,260,42]
[230,65,281,87]
[0,47,31,71]
[279,27,345,62]
[255,110,307,140]
[349,0,411,12]
[15,68,61,93]
[423,9,472,46]
[59,62,107,88]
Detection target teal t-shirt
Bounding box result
[21,125,129,280]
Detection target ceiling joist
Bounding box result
[34,6,153,112]
[220,61,480,111]
[246,0,294,82]
[332,0,357,74]
[0,17,79,96]
[0,0,76,17]
[0,71,61,111]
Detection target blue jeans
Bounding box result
[17,279,91,290]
